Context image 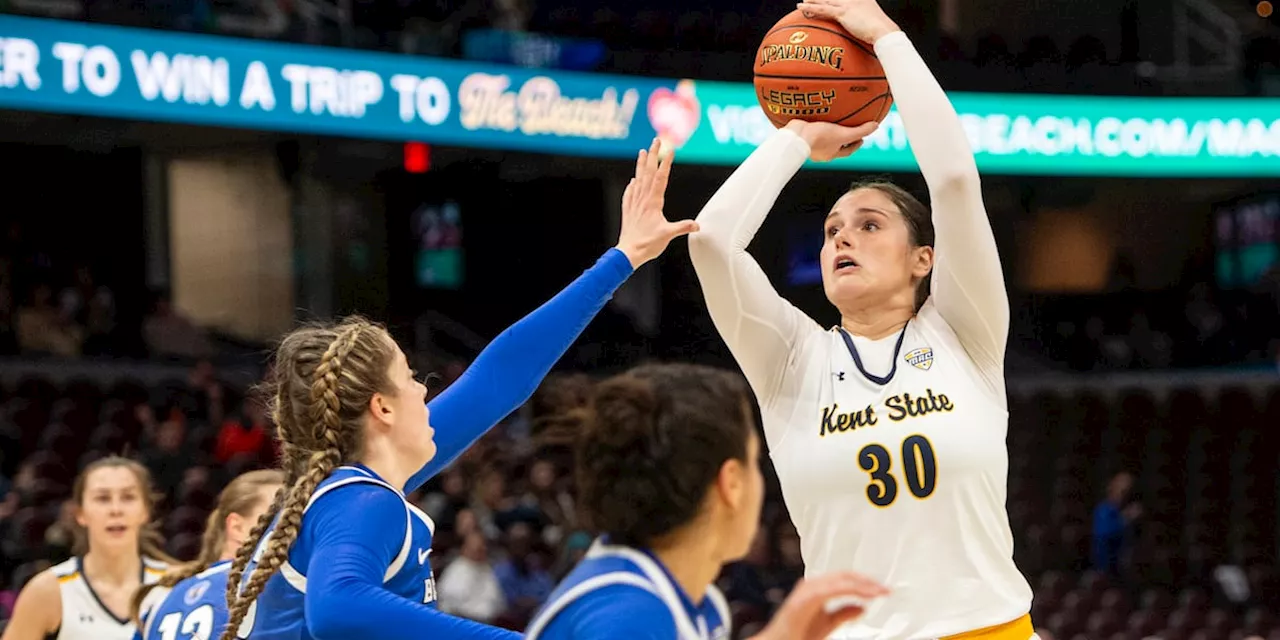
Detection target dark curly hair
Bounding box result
[550,363,753,548]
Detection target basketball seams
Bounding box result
[761,23,876,57]
[753,73,888,81]
[831,92,892,124]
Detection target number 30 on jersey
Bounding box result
[858,435,937,507]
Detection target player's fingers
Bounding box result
[665,219,700,238]
[823,604,869,629]
[652,148,674,194]
[842,121,879,143]
[804,572,889,603]
[796,2,837,17]
[623,178,637,212]
[836,141,864,158]
[634,148,653,195]
[646,138,663,173]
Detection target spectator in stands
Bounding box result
[15,283,84,357]
[518,459,574,545]
[421,468,470,528]
[59,266,116,356]
[140,414,191,496]
[1092,472,1141,578]
[437,531,506,624]
[213,397,271,465]
[142,293,213,360]
[492,522,555,620]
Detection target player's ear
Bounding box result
[225,511,246,542]
[715,458,746,511]
[369,391,394,426]
[911,244,934,279]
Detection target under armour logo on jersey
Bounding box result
[79,613,94,623]
[905,347,933,371]
[833,371,846,381]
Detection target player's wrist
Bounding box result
[866,22,901,44]
[613,243,644,269]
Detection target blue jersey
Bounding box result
[526,540,731,640]
[230,249,632,640]
[235,466,437,640]
[135,561,232,640]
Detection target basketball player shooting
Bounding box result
[688,0,1036,638]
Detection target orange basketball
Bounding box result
[753,10,893,129]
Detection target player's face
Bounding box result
[76,466,150,553]
[820,188,930,313]
[381,341,436,465]
[227,484,281,554]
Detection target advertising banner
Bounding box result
[2,15,1278,176]
[667,80,1280,177]
[0,15,665,157]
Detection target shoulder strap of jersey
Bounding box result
[584,541,705,640]
[278,466,413,593]
[705,584,730,631]
[523,571,658,640]
[137,585,173,640]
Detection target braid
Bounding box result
[219,326,364,640]
[221,485,284,628]
[223,375,296,611]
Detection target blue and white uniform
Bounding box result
[234,248,635,640]
[526,540,731,640]
[134,561,231,640]
[236,466,440,640]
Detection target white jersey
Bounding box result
[50,556,168,640]
[688,32,1032,640]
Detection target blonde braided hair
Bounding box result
[220,318,396,640]
[130,470,283,625]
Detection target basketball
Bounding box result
[753,10,893,129]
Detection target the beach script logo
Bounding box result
[458,73,639,140]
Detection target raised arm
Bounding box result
[688,123,872,415]
[687,129,819,410]
[406,139,698,493]
[877,31,1008,370]
[408,247,632,492]
[801,0,1009,374]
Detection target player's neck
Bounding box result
[360,444,414,492]
[840,302,914,340]
[648,529,722,606]
[82,548,142,586]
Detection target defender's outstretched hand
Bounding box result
[749,572,890,640]
[615,139,699,269]
[796,0,901,44]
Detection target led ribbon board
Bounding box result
[2,15,1278,176]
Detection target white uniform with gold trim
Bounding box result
[765,303,1032,639]
[688,30,1033,640]
[50,556,168,640]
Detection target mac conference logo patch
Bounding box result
[905,347,934,371]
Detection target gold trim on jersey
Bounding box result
[941,614,1033,640]
[56,572,80,584]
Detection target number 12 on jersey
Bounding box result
[156,605,215,640]
[858,435,937,507]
